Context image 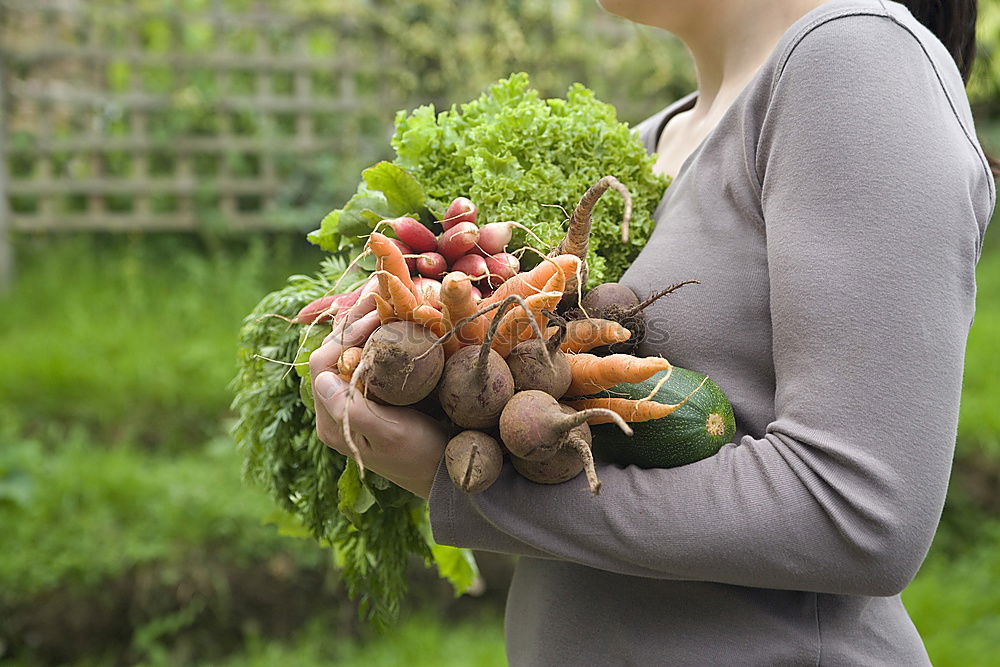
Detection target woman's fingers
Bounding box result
[313,370,403,454]
[310,309,382,378]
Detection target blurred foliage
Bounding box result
[0,234,321,445]
[971,0,1000,110]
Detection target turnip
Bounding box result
[576,280,699,354]
[442,197,477,230]
[445,430,504,494]
[355,320,444,406]
[416,252,447,280]
[437,222,479,263]
[506,312,571,397]
[499,390,631,462]
[510,406,602,494]
[383,216,438,253]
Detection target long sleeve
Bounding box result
[428,13,994,598]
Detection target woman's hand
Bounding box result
[308,316,449,499]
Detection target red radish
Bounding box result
[438,222,479,263]
[484,252,520,288]
[478,284,494,299]
[442,197,477,230]
[383,216,437,253]
[476,221,514,255]
[389,239,417,274]
[334,275,381,325]
[295,288,362,325]
[413,277,443,308]
[470,285,483,301]
[416,252,447,280]
[451,253,488,280]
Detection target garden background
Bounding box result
[1,0,998,664]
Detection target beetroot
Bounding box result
[445,431,504,493]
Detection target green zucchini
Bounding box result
[590,366,736,468]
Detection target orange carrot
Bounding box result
[546,318,632,354]
[411,303,448,338]
[440,271,486,345]
[379,271,420,319]
[565,354,672,396]
[368,232,417,299]
[564,377,708,423]
[490,290,562,357]
[337,346,363,377]
[372,293,397,324]
[482,254,579,309]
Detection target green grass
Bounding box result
[221,612,506,667]
[905,524,1000,666]
[958,241,1000,458]
[0,234,321,448]
[0,429,321,600]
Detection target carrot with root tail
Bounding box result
[481,254,580,310]
[368,232,417,299]
[337,346,363,380]
[565,353,673,396]
[490,290,562,357]
[565,376,709,424]
[546,318,632,354]
[550,175,633,301]
[440,271,486,345]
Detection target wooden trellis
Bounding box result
[0,0,389,239]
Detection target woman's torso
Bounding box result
[505,0,992,664]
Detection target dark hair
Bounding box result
[901,0,1000,177]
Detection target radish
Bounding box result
[445,431,504,494]
[437,222,479,263]
[470,284,483,301]
[295,288,361,325]
[442,197,477,230]
[475,221,514,255]
[451,253,488,280]
[416,252,447,280]
[484,252,519,288]
[413,277,443,308]
[383,216,437,253]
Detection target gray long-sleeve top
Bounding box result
[428,1,996,664]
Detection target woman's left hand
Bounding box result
[309,318,449,500]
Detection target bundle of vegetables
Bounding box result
[305,179,734,498]
[233,75,732,626]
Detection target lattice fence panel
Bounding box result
[0,0,394,232]
[0,0,695,239]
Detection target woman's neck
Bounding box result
[677,0,831,117]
